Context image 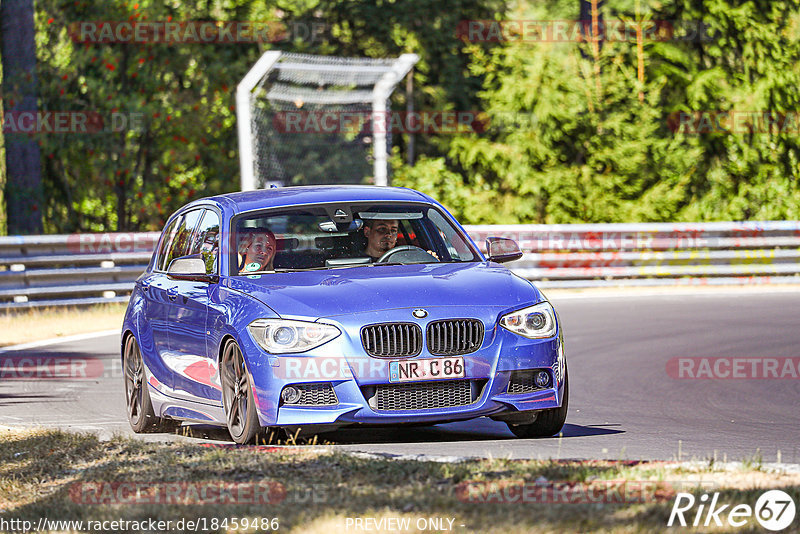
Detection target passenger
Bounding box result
[238,228,277,273]
[362,219,399,261]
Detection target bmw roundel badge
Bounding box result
[413,309,428,318]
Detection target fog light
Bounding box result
[535,370,551,388]
[281,386,301,404]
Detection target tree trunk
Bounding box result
[579,0,605,52]
[1,0,43,234]
[579,0,604,99]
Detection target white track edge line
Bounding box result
[548,288,800,300]
[0,329,120,354]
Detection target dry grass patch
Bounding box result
[1,429,798,533]
[0,303,126,347]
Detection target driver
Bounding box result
[238,227,277,273]
[362,219,399,261]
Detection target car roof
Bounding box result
[203,185,434,215]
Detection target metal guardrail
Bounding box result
[0,233,159,310]
[467,221,800,289]
[1,223,799,309]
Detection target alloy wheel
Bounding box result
[124,337,145,426]
[221,341,251,439]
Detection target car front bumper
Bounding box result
[247,325,566,428]
[271,372,565,427]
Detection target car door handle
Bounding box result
[167,287,178,301]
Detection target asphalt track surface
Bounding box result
[2,292,799,461]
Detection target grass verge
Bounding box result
[0,303,126,347]
[1,429,798,533]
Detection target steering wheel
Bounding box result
[376,245,439,264]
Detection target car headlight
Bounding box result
[499,302,557,339]
[247,319,340,354]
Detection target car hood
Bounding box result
[226,262,541,319]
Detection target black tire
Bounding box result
[124,335,177,433]
[507,365,569,438]
[220,340,261,444]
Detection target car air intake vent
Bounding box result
[426,319,484,356]
[295,383,338,406]
[507,371,542,395]
[361,323,423,358]
[365,379,487,411]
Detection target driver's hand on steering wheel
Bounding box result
[427,250,439,260]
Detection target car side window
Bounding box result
[189,209,221,275]
[163,209,204,271]
[156,216,181,271]
[426,208,474,261]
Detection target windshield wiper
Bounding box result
[272,265,370,272]
[238,268,321,274]
[272,266,331,272]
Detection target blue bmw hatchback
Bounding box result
[122,186,567,443]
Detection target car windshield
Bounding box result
[231,202,480,274]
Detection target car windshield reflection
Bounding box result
[232,203,480,275]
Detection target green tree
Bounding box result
[12,0,800,233]
[34,0,271,232]
[397,0,800,223]
[23,0,508,232]
[656,0,800,219]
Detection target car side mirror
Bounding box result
[167,255,218,283]
[486,237,523,263]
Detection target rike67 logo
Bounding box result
[668,489,796,531]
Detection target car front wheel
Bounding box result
[507,365,569,438]
[221,339,261,444]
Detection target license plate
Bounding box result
[389,357,464,383]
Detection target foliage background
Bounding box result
[2,0,800,232]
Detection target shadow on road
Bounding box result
[0,373,64,406]
[0,392,60,406]
[171,419,624,446]
[560,423,624,438]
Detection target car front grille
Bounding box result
[426,319,484,356]
[506,370,547,394]
[364,379,487,411]
[291,383,338,406]
[361,323,423,358]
